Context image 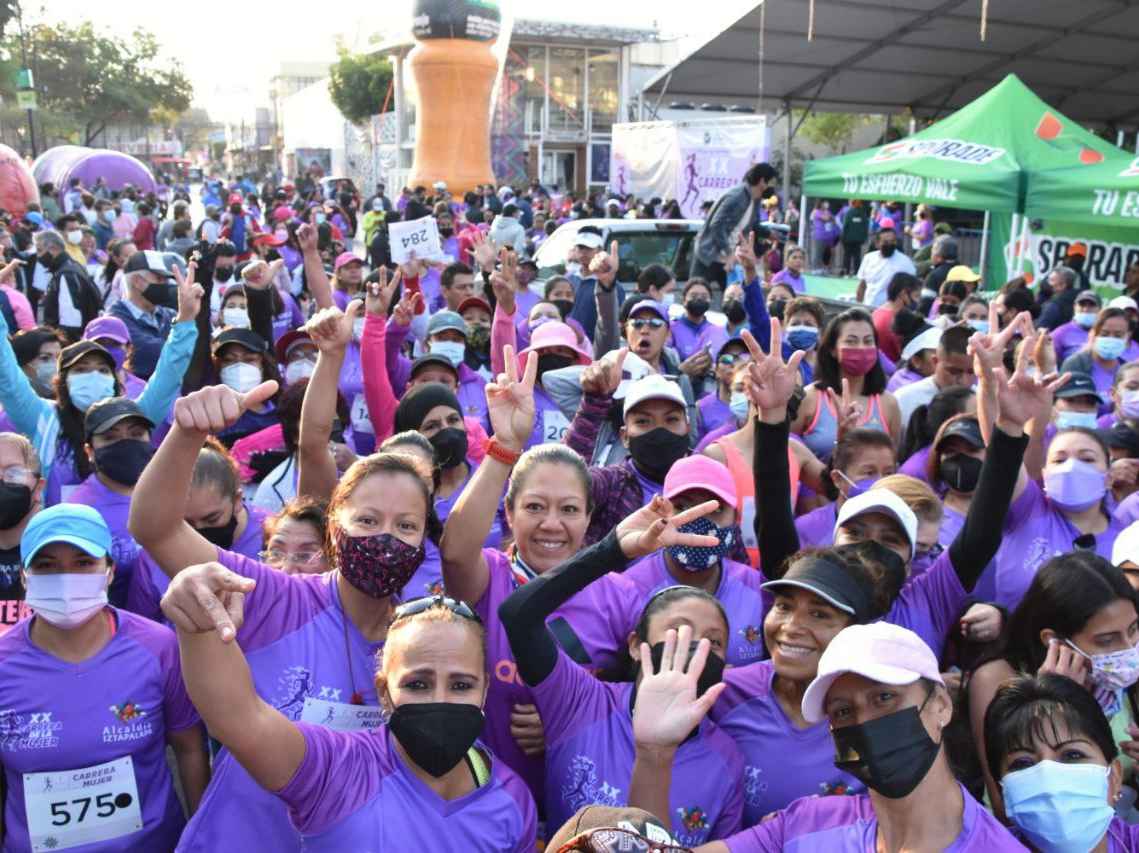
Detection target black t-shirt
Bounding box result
[0,545,26,633]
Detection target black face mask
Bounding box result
[628,427,689,482]
[94,439,155,487]
[196,509,239,550]
[768,299,787,321]
[143,281,178,309]
[723,299,747,326]
[37,252,60,271]
[537,353,574,376]
[686,299,710,317]
[215,265,234,283]
[388,702,485,777]
[833,540,907,613]
[439,227,454,238]
[879,244,897,258]
[939,453,982,493]
[832,700,940,799]
[552,299,575,320]
[647,640,724,700]
[0,483,32,529]
[429,426,468,470]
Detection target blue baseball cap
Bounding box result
[20,504,113,565]
[427,311,467,337]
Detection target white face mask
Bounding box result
[284,358,316,384]
[67,230,83,246]
[430,340,466,367]
[222,307,250,329]
[220,361,262,394]
[25,571,108,629]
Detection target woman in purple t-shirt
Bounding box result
[986,673,1139,853]
[164,576,536,852]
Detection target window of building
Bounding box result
[548,47,586,140]
[587,49,619,133]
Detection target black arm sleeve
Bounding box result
[498,531,628,687]
[754,417,801,580]
[245,285,275,349]
[947,426,1028,591]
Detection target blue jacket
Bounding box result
[108,300,177,379]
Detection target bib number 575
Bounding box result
[50,793,128,825]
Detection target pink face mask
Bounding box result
[838,347,878,377]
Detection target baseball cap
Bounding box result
[410,353,459,379]
[933,417,984,452]
[427,311,468,337]
[622,374,686,418]
[761,554,874,622]
[1067,242,1088,258]
[273,329,314,365]
[212,328,269,356]
[574,229,605,250]
[123,250,175,279]
[663,455,738,511]
[21,503,113,565]
[1109,296,1138,312]
[627,300,671,324]
[899,326,941,363]
[834,489,918,559]
[545,806,680,852]
[518,321,593,367]
[1075,290,1102,307]
[801,622,944,723]
[878,217,896,231]
[1113,520,1139,567]
[84,397,154,441]
[457,296,492,317]
[333,252,363,272]
[59,340,114,373]
[946,265,981,284]
[1055,371,1101,401]
[82,316,130,346]
[1103,422,1139,456]
[251,231,286,247]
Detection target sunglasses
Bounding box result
[717,353,748,366]
[392,594,481,624]
[556,827,691,853]
[628,317,666,330]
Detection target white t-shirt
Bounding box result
[858,249,917,307]
[895,375,939,433]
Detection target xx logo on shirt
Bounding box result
[560,756,622,814]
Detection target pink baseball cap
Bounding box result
[334,252,363,272]
[878,217,897,230]
[801,622,944,724]
[82,316,130,345]
[663,455,738,512]
[517,321,592,367]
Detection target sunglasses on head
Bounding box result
[629,317,666,330]
[556,827,691,853]
[392,594,481,624]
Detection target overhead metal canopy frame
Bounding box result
[642,0,1139,127]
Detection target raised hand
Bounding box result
[580,348,628,397]
[1038,637,1089,686]
[391,288,422,327]
[827,377,862,442]
[969,304,1025,382]
[633,625,725,749]
[304,302,361,354]
[741,322,804,419]
[988,320,1068,431]
[589,240,621,287]
[735,231,759,281]
[678,348,713,379]
[469,231,496,274]
[174,380,279,434]
[297,223,318,253]
[0,257,23,285]
[160,562,256,643]
[490,248,519,315]
[485,344,538,452]
[365,267,402,317]
[173,258,204,324]
[399,250,428,281]
[615,495,721,560]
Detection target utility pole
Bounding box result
[14,1,37,158]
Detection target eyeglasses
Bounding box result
[628,317,666,330]
[393,594,481,624]
[259,549,325,569]
[556,827,691,853]
[0,465,36,486]
[717,353,749,366]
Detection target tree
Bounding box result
[328,50,393,125]
[0,21,192,146]
[795,111,868,155]
[0,1,14,40]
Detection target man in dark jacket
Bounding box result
[691,162,777,287]
[922,235,958,297]
[1037,265,1079,331]
[35,230,102,342]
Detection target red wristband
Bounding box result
[484,437,521,467]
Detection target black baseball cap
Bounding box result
[1075,291,1102,307]
[84,397,154,440]
[1055,371,1101,401]
[122,250,175,279]
[59,340,114,372]
[933,417,984,452]
[761,554,873,623]
[1104,422,1139,455]
[211,328,270,356]
[410,353,459,379]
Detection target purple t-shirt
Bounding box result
[899,445,933,484]
[670,317,730,364]
[886,366,924,393]
[1052,321,1090,364]
[698,392,733,439]
[1115,491,1139,528]
[1108,816,1139,851]
[995,480,1125,610]
[177,551,387,853]
[795,503,837,549]
[711,661,863,826]
[524,385,571,450]
[723,783,1022,851]
[473,549,641,800]
[275,723,536,852]
[0,609,199,853]
[770,268,805,294]
[618,552,769,665]
[884,550,966,660]
[69,477,143,604]
[534,651,744,847]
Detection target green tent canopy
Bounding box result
[803,75,1123,215]
[1026,155,1139,229]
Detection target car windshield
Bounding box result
[534,227,694,284]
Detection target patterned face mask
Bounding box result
[666,517,737,572]
[334,528,425,599]
[1066,638,1139,717]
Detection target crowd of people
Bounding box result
[0,156,1139,851]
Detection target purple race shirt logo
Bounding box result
[104,700,154,743]
[272,665,315,721]
[676,806,708,833]
[743,765,769,806]
[561,756,622,814]
[0,709,62,750]
[108,701,146,723]
[819,780,857,796]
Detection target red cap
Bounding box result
[1067,241,1088,258]
[334,252,363,272]
[252,232,286,247]
[457,296,492,316]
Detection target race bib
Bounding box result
[300,697,384,732]
[350,393,374,435]
[24,756,143,851]
[542,409,570,444]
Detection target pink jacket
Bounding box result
[361,313,397,446]
[1,286,34,331]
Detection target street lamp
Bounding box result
[14,1,37,158]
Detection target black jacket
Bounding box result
[42,256,102,342]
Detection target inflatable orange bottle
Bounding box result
[408,0,500,194]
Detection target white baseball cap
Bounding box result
[622,374,686,418]
[900,326,942,363]
[613,350,653,399]
[1113,520,1139,566]
[801,622,944,723]
[834,489,918,559]
[1110,296,1139,312]
[574,229,605,250]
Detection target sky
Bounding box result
[21,0,747,123]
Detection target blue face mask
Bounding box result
[66,371,115,412]
[1054,409,1099,431]
[1001,761,1113,853]
[967,319,990,334]
[1094,335,1126,361]
[784,325,819,352]
[667,516,737,571]
[1074,311,1097,329]
[729,391,750,422]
